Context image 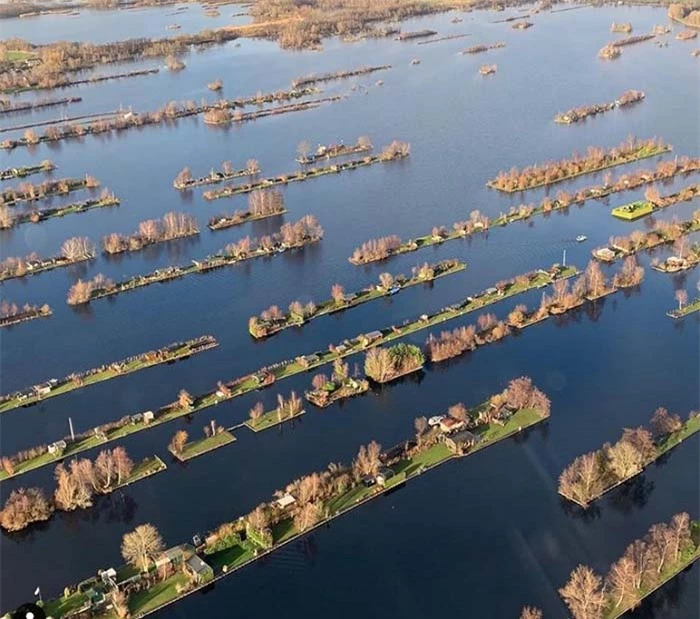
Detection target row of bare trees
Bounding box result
[210,189,284,228]
[558,408,693,506]
[0,237,94,279]
[0,300,51,321]
[66,273,115,305]
[606,211,699,258]
[102,211,199,254]
[560,513,694,619]
[364,343,425,383]
[0,447,135,531]
[488,136,666,191]
[0,175,98,205]
[223,215,323,259]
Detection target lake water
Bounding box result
[0,4,698,618]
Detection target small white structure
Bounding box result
[275,494,296,510]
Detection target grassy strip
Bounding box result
[203,152,409,200]
[1,196,120,229]
[0,255,92,283]
[0,336,218,414]
[0,162,56,180]
[612,184,700,220]
[486,144,671,193]
[244,409,306,432]
[606,540,700,618]
[171,431,236,461]
[560,416,700,508]
[208,208,288,231]
[0,265,573,481]
[119,456,167,487]
[668,298,700,318]
[249,260,466,338]
[0,307,52,328]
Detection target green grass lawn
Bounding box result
[0,338,217,413]
[612,200,653,220]
[245,409,305,432]
[477,408,544,443]
[668,298,700,318]
[119,456,166,486]
[206,541,256,571]
[657,415,700,457]
[43,591,88,618]
[5,50,36,62]
[128,572,190,616]
[175,431,236,461]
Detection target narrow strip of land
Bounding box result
[0,336,219,415]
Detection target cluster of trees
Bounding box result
[559,513,695,618]
[102,211,199,254]
[607,214,696,257]
[558,408,693,506]
[0,300,50,321]
[379,139,411,160]
[0,175,98,205]
[165,54,186,71]
[669,3,700,27]
[350,234,402,263]
[176,160,261,189]
[307,360,368,406]
[613,256,645,288]
[425,313,511,362]
[0,237,94,278]
[210,189,284,228]
[251,0,462,49]
[611,21,633,33]
[364,343,425,383]
[66,273,115,305]
[223,214,323,258]
[488,137,665,191]
[0,447,135,531]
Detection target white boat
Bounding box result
[576,235,587,242]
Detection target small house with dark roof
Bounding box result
[185,555,214,584]
[445,430,481,454]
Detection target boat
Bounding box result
[576,235,587,242]
[387,285,401,296]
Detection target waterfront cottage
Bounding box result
[185,555,214,583]
[155,545,187,569]
[48,439,67,454]
[445,430,480,454]
[376,467,395,486]
[439,417,466,433]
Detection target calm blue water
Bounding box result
[0,4,698,618]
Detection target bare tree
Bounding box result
[169,430,188,455]
[675,289,688,310]
[121,523,165,572]
[414,416,428,445]
[112,447,134,485]
[61,236,95,260]
[520,608,543,619]
[559,565,606,619]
